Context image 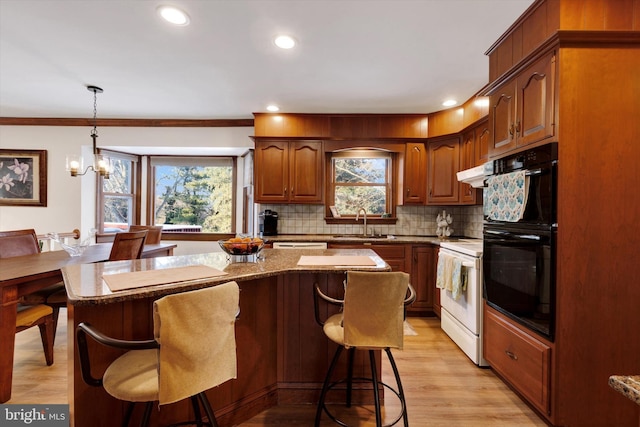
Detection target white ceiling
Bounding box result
[0,0,534,121]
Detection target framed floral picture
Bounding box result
[0,149,47,206]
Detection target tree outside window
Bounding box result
[152,158,234,233]
[330,151,392,216]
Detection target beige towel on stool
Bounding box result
[153,281,239,405]
[343,271,409,350]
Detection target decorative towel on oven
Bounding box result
[436,254,467,300]
[484,170,529,221]
[451,259,468,301]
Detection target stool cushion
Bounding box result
[103,349,159,402]
[323,313,345,346]
[16,304,53,327]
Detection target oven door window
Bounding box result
[483,229,554,339]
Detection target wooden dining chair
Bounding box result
[109,230,148,261]
[0,229,56,365]
[21,229,148,344]
[128,225,162,244]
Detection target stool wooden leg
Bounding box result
[315,345,343,427]
[368,350,382,427]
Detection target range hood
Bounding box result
[456,163,491,188]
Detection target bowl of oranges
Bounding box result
[218,236,264,256]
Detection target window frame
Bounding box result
[96,150,141,235]
[146,156,237,239]
[325,149,397,221]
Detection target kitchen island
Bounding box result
[63,248,390,427]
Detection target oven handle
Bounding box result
[484,229,542,241]
[525,163,555,176]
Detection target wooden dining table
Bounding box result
[0,242,176,403]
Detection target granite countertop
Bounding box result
[265,234,477,245]
[62,248,389,306]
[609,375,640,406]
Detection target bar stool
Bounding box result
[313,271,415,427]
[76,281,239,427]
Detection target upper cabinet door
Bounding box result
[289,141,323,203]
[404,142,427,204]
[489,51,557,159]
[490,79,517,157]
[254,140,289,203]
[517,52,556,147]
[475,124,490,167]
[427,136,460,204]
[460,130,476,204]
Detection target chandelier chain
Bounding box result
[91,88,98,137]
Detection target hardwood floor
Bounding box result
[10,309,547,426]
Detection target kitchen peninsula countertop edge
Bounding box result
[62,248,390,306]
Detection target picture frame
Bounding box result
[329,205,341,218]
[0,149,47,207]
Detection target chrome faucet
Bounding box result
[355,207,368,237]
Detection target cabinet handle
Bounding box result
[284,187,287,195]
[406,188,410,196]
[515,120,521,134]
[505,350,518,360]
[291,187,294,195]
[509,123,515,136]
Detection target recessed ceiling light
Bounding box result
[442,99,457,107]
[266,105,280,112]
[274,35,296,49]
[157,6,190,26]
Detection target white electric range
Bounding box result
[438,239,488,367]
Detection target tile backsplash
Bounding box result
[259,204,484,239]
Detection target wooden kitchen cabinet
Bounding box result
[254,140,324,203]
[403,142,427,204]
[327,243,407,273]
[484,304,551,416]
[410,245,437,316]
[460,130,477,204]
[427,136,460,205]
[327,242,437,316]
[474,121,490,167]
[488,51,556,158]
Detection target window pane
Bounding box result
[334,158,387,184]
[103,158,131,193]
[335,186,386,215]
[103,195,132,232]
[154,165,232,233]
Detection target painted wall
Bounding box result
[0,125,253,239]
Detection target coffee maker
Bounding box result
[259,210,278,236]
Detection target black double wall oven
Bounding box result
[483,143,558,340]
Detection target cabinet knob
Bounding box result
[406,188,410,196]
